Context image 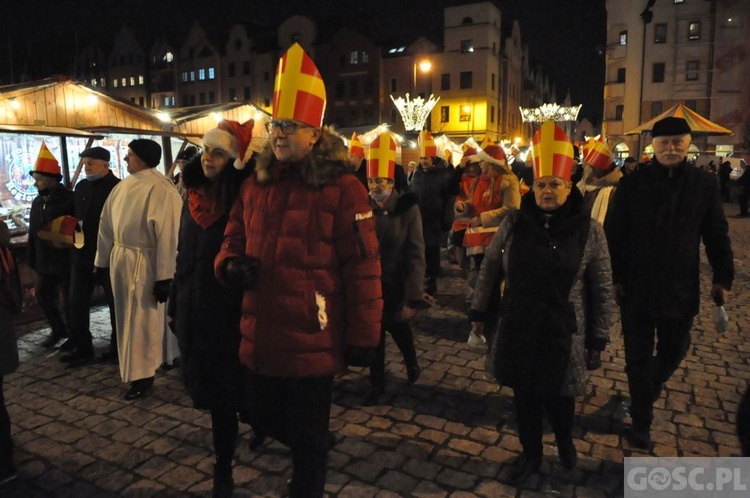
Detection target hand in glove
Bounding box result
[223,256,260,290]
[344,346,377,367]
[585,349,602,371]
[153,279,172,303]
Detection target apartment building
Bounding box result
[603,0,749,159]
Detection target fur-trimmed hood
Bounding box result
[254,126,350,188]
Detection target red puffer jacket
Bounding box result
[215,128,383,378]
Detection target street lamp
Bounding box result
[413,59,432,97]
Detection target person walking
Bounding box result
[605,117,734,449]
[95,139,183,400]
[60,147,120,368]
[214,43,382,498]
[168,121,253,497]
[470,121,612,484]
[363,131,431,406]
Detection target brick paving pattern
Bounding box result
[2,207,748,497]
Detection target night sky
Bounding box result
[1,0,606,123]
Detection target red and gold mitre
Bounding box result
[531,121,574,180]
[367,132,397,180]
[273,43,326,127]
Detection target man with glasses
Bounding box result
[95,139,182,401]
[215,43,382,498]
[606,117,734,449]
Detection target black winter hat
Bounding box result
[176,145,198,162]
[129,139,162,168]
[652,117,691,137]
[80,146,110,162]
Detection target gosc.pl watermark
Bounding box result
[625,457,750,497]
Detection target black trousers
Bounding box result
[621,311,693,428]
[513,387,575,458]
[739,188,749,215]
[425,245,442,287]
[35,272,70,337]
[68,266,117,353]
[242,370,333,498]
[369,319,417,387]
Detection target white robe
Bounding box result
[95,168,182,382]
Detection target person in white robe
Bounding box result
[95,139,182,401]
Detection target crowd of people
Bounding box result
[0,42,744,497]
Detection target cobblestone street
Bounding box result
[2,206,748,497]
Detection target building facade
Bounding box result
[604,0,749,160]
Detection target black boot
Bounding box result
[556,435,577,470]
[508,452,542,485]
[124,377,154,401]
[625,420,652,449]
[213,463,233,498]
[406,359,420,384]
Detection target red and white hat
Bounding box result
[476,145,508,170]
[202,119,254,170]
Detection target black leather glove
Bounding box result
[345,346,377,367]
[585,349,602,371]
[153,279,172,303]
[223,256,260,290]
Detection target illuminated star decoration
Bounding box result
[519,103,582,123]
[390,93,441,132]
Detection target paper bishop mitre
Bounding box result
[531,121,574,180]
[349,132,364,158]
[418,130,437,158]
[38,215,84,249]
[582,137,613,171]
[367,132,397,180]
[273,43,327,127]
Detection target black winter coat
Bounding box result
[72,172,120,269]
[605,160,734,319]
[27,182,74,275]
[411,159,454,247]
[169,159,244,410]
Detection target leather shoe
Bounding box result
[507,452,541,485]
[625,425,652,449]
[406,362,421,384]
[64,349,94,369]
[247,432,266,451]
[363,385,385,406]
[41,333,67,349]
[59,339,76,352]
[124,378,153,401]
[557,436,578,470]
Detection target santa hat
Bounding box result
[582,137,613,171]
[32,142,62,177]
[418,130,437,157]
[461,147,480,164]
[202,119,254,170]
[349,132,364,158]
[477,145,508,170]
[366,132,397,180]
[273,43,327,127]
[531,121,574,181]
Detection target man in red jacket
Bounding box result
[215,43,382,498]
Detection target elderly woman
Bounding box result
[469,122,612,484]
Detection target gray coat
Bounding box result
[473,192,613,396]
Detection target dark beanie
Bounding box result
[80,146,110,162]
[129,139,162,168]
[176,145,199,162]
[652,117,691,137]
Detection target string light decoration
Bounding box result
[390,93,441,131]
[519,103,582,123]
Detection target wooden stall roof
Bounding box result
[0,76,174,132]
[0,123,104,138]
[168,103,271,151]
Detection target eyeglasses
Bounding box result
[265,120,309,135]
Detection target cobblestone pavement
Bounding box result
[2,206,749,497]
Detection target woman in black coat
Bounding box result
[168,124,251,498]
